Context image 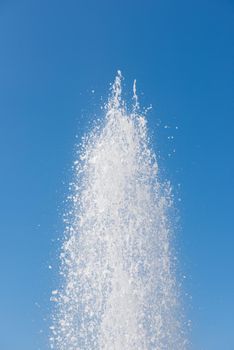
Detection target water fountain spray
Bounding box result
[50,72,186,350]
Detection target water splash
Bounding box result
[50,72,186,349]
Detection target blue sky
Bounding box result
[0,0,233,349]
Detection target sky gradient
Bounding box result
[0,1,233,349]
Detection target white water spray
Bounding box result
[50,72,186,349]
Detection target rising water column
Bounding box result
[50,72,186,350]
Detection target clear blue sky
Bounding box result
[0,1,233,349]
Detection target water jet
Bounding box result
[50,72,186,350]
